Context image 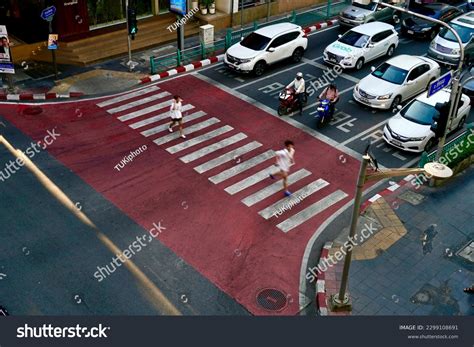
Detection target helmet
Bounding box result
[296,72,303,78]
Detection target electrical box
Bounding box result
[200,24,214,46]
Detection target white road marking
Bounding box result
[224,165,277,195]
[153,118,220,144]
[166,126,234,154]
[194,141,262,174]
[107,92,171,114]
[179,133,247,163]
[131,111,206,134]
[97,86,160,108]
[277,190,348,233]
[302,58,360,84]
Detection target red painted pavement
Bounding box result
[0,75,360,315]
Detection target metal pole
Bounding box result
[177,15,184,53]
[374,1,464,162]
[230,0,234,27]
[240,0,244,31]
[333,154,369,307]
[48,21,58,79]
[126,0,132,70]
[266,0,271,22]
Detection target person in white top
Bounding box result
[287,72,305,115]
[168,95,186,139]
[269,140,295,197]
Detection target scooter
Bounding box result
[315,99,332,129]
[277,87,308,116]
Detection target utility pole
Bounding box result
[48,20,58,79]
[125,0,138,71]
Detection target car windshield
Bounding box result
[400,100,438,125]
[338,31,370,48]
[240,33,271,51]
[352,1,377,11]
[372,63,408,85]
[439,23,474,43]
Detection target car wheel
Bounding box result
[291,47,304,63]
[355,58,364,70]
[457,116,466,130]
[391,96,402,109]
[424,138,435,152]
[253,61,266,76]
[386,45,395,57]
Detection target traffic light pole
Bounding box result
[373,1,464,162]
[125,0,138,71]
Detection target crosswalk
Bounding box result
[96,86,350,233]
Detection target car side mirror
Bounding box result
[370,66,376,72]
[406,80,414,85]
[240,37,244,41]
[338,34,342,38]
[267,47,275,52]
[397,104,403,110]
[367,43,374,48]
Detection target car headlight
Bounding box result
[409,136,426,141]
[354,84,359,93]
[377,93,393,100]
[343,55,353,61]
[452,48,460,55]
[239,58,252,63]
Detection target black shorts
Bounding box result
[170,118,183,123]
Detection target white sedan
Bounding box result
[353,55,441,110]
[323,22,399,70]
[383,88,471,153]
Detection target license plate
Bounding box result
[391,139,403,147]
[359,96,369,104]
[407,30,414,35]
[228,64,237,70]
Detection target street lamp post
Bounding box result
[331,151,453,311]
[372,0,465,162]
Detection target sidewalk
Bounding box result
[321,167,474,316]
[4,2,340,98]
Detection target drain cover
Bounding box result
[256,288,288,311]
[399,190,425,205]
[22,106,43,116]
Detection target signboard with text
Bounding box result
[41,6,57,21]
[170,0,187,16]
[48,34,58,50]
[0,25,15,74]
[428,71,453,98]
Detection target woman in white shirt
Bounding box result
[269,140,295,197]
[168,95,186,139]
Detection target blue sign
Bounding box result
[41,6,56,21]
[428,71,452,98]
[170,0,187,16]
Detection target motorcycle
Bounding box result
[277,87,308,116]
[315,99,332,129]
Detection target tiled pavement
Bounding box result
[323,167,474,316]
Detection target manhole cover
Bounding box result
[399,190,425,205]
[457,241,474,263]
[256,288,288,312]
[22,106,43,116]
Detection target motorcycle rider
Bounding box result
[318,83,339,117]
[287,72,306,115]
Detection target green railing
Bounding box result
[149,0,348,74]
[419,123,474,168]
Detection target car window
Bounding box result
[401,100,438,125]
[339,30,370,48]
[372,62,408,85]
[407,67,422,81]
[371,33,384,43]
[241,33,272,51]
[439,23,474,43]
[269,35,287,48]
[352,2,377,11]
[417,64,431,76]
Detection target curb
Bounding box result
[316,241,332,316]
[140,55,224,84]
[140,18,339,84]
[360,174,415,212]
[0,92,84,101]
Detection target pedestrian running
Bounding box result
[168,95,186,139]
[269,140,295,197]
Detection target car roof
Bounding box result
[385,55,431,70]
[451,11,474,28]
[351,21,394,35]
[415,88,452,106]
[254,22,301,38]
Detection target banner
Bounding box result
[0,25,14,74]
[170,0,187,16]
[48,34,58,50]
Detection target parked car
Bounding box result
[353,55,440,109]
[465,0,474,13]
[401,3,462,40]
[461,66,474,99]
[338,0,405,28]
[383,88,471,152]
[224,23,308,76]
[323,22,398,70]
[428,11,474,66]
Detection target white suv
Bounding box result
[323,22,398,70]
[224,23,308,76]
